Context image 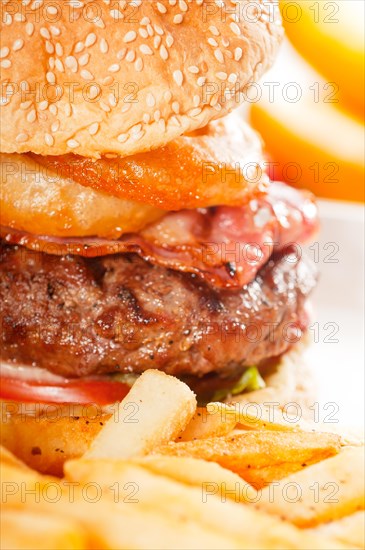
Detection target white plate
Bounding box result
[304,199,364,429]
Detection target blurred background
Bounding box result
[249,0,364,202]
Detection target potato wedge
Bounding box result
[255,446,365,527]
[176,407,236,441]
[1,414,106,476]
[85,370,197,459]
[1,508,88,550]
[152,431,341,488]
[307,511,365,549]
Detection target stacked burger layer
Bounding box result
[0,0,318,400]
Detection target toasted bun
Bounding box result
[0,0,283,158]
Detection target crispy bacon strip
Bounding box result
[1,182,318,289]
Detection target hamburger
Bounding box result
[0,0,318,473]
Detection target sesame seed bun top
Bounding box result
[0,0,283,158]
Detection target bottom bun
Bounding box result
[0,341,315,477]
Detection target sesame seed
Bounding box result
[216,72,227,81]
[45,41,54,54]
[140,17,150,25]
[208,38,218,47]
[140,44,153,55]
[85,33,97,47]
[51,121,60,132]
[110,9,123,20]
[38,101,48,111]
[67,139,80,149]
[13,40,24,52]
[55,43,63,56]
[234,47,243,61]
[49,57,55,70]
[135,58,143,72]
[27,110,37,123]
[166,35,174,47]
[40,27,51,39]
[50,25,61,36]
[88,85,100,100]
[188,65,199,74]
[172,101,179,114]
[3,13,12,25]
[189,107,202,117]
[100,38,108,53]
[154,110,161,122]
[173,70,183,87]
[173,14,183,24]
[147,24,154,36]
[88,122,99,136]
[134,130,145,141]
[108,64,120,73]
[46,72,56,84]
[222,37,230,48]
[121,103,131,113]
[214,49,224,63]
[154,36,162,48]
[49,104,58,116]
[139,28,148,39]
[126,51,136,62]
[209,25,220,36]
[146,93,156,107]
[170,115,181,126]
[169,0,177,5]
[117,48,127,60]
[65,104,72,117]
[159,45,168,61]
[117,133,128,143]
[81,70,94,80]
[154,25,164,35]
[15,133,29,143]
[164,90,172,101]
[100,101,111,112]
[131,124,142,135]
[65,56,78,72]
[26,22,34,36]
[79,53,90,66]
[108,93,117,107]
[193,94,200,107]
[228,73,238,84]
[74,42,84,53]
[230,22,241,36]
[124,31,137,43]
[156,2,167,13]
[197,76,206,87]
[179,0,188,11]
[55,59,64,72]
[0,48,9,59]
[47,6,58,15]
[103,76,114,86]
[20,101,32,110]
[44,133,54,146]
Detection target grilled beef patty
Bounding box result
[0,242,317,380]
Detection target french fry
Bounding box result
[1,508,88,550]
[64,458,342,550]
[176,407,236,441]
[1,414,106,476]
[133,455,251,502]
[255,447,365,527]
[208,402,312,431]
[84,370,197,459]
[152,431,341,488]
[307,511,365,549]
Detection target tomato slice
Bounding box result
[0,377,130,405]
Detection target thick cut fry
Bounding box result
[1,508,88,550]
[307,511,365,549]
[255,447,365,527]
[176,407,236,441]
[152,431,341,488]
[85,370,196,459]
[133,455,251,502]
[64,458,341,550]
